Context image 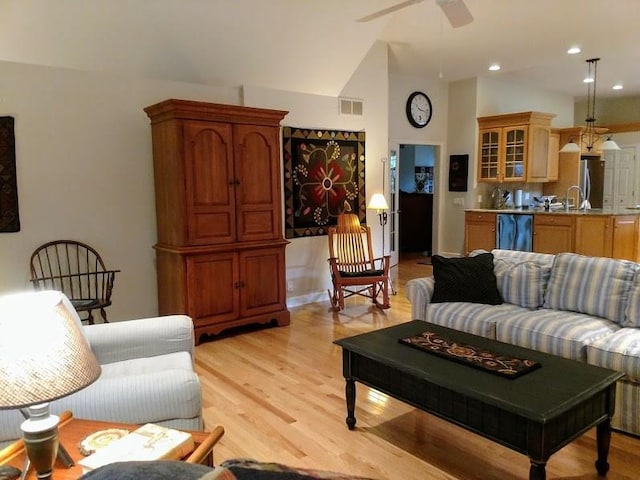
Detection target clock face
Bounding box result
[406,91,432,128]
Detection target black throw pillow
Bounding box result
[431,253,503,305]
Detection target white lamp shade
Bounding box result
[367,193,389,211]
[559,141,581,153]
[600,138,621,151]
[0,291,101,409]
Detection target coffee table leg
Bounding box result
[529,460,546,480]
[595,418,611,475]
[345,378,356,430]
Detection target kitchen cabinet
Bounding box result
[533,214,574,254]
[145,99,290,343]
[464,211,496,254]
[575,215,638,261]
[477,111,556,183]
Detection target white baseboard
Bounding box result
[286,290,328,308]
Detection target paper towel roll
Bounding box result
[515,189,523,208]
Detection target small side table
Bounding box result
[0,411,224,480]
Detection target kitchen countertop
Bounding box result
[466,207,640,216]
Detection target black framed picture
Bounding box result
[448,154,468,192]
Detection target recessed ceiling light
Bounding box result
[612,84,624,90]
[583,77,594,84]
[567,46,581,55]
[488,64,501,71]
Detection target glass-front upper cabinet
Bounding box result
[503,126,527,181]
[478,129,501,181]
[477,112,554,184]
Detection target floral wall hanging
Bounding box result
[282,127,366,238]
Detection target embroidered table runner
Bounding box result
[400,330,541,379]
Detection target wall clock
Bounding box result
[406,91,432,128]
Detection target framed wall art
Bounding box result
[282,127,366,238]
[0,116,20,232]
[448,154,468,192]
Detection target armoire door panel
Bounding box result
[234,124,280,241]
[187,253,239,322]
[193,212,233,240]
[240,248,285,316]
[239,212,276,237]
[185,121,235,245]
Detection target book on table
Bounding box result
[78,423,195,473]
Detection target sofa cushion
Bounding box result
[425,302,525,339]
[491,249,556,267]
[543,253,637,324]
[431,253,502,305]
[496,308,620,361]
[493,259,551,308]
[586,328,640,382]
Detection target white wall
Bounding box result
[388,73,448,254]
[214,41,389,307]
[0,40,388,316]
[575,96,640,125]
[0,60,242,320]
[476,77,575,127]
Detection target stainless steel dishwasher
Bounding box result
[496,213,533,252]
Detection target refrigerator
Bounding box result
[496,214,533,252]
[580,155,605,208]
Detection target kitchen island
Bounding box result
[465,207,640,260]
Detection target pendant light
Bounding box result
[560,58,620,153]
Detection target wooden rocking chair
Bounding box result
[327,213,390,311]
[30,240,120,324]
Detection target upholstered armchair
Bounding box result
[0,292,202,448]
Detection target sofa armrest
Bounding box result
[405,277,435,320]
[84,315,194,364]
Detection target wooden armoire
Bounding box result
[144,99,290,344]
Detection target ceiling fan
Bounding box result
[357,0,473,28]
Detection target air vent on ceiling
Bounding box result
[339,97,363,116]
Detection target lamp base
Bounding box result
[20,404,59,480]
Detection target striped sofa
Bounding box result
[0,291,202,448]
[406,249,640,437]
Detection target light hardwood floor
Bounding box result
[195,255,640,479]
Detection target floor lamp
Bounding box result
[367,193,396,295]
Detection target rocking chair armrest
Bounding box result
[370,255,390,273]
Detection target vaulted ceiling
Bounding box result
[1,0,638,98]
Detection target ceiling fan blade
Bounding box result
[356,0,424,23]
[436,0,473,28]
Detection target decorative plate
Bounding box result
[79,428,131,456]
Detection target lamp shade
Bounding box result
[0,291,101,409]
[367,193,389,211]
[600,137,621,151]
[559,141,581,153]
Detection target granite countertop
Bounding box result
[466,207,640,216]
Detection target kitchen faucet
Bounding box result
[565,185,587,211]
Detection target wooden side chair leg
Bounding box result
[100,308,109,323]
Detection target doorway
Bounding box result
[389,143,439,264]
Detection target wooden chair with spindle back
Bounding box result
[327,213,390,311]
[30,240,120,324]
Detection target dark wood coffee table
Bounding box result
[334,321,623,480]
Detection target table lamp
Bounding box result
[0,291,101,480]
